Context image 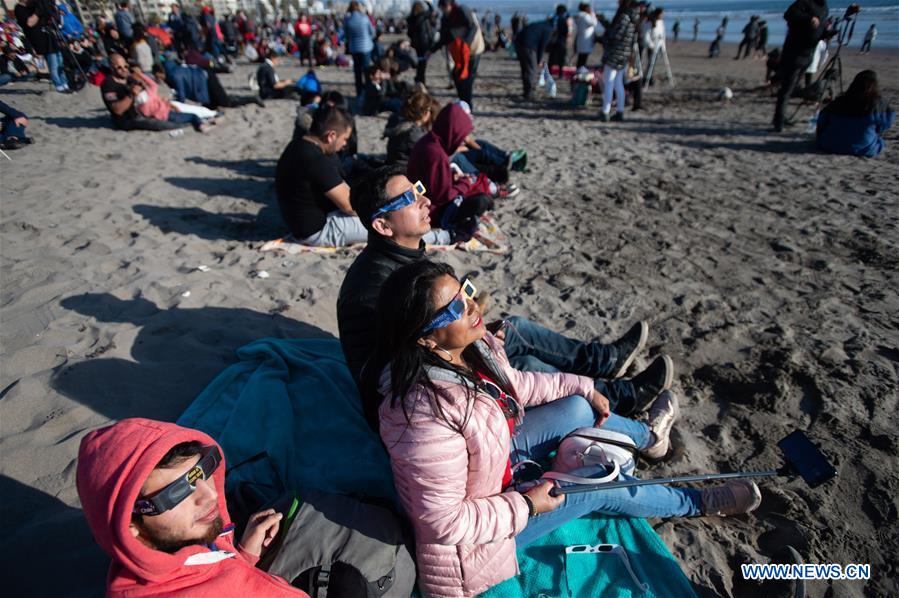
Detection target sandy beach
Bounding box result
[1,40,897,597]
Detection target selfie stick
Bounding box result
[551,468,782,496]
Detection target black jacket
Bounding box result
[383,112,427,165]
[783,0,828,56]
[601,5,639,70]
[407,9,435,55]
[337,234,426,386]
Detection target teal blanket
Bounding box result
[179,338,696,598]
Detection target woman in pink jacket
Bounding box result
[369,261,763,597]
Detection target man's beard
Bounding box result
[141,516,224,554]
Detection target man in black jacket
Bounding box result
[338,166,675,429]
[772,0,828,131]
[514,19,554,100]
[14,0,69,92]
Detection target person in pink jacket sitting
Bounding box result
[369,260,763,597]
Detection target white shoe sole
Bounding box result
[612,321,649,379]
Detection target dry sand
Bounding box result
[1,41,897,597]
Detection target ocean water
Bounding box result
[465,0,899,48]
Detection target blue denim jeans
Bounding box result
[465,139,509,167]
[1,116,26,141]
[46,51,68,90]
[502,316,638,414]
[167,110,203,130]
[511,396,702,547]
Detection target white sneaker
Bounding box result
[641,390,679,460]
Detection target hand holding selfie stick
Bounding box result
[550,430,836,497]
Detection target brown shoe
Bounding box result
[701,480,762,516]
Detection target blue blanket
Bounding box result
[179,338,696,597]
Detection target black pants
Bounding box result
[516,45,538,98]
[436,193,493,234]
[206,70,258,108]
[415,57,428,84]
[735,37,752,59]
[548,43,566,70]
[453,54,479,109]
[626,79,643,110]
[773,52,812,128]
[576,52,589,68]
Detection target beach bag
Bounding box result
[297,70,322,94]
[549,427,638,482]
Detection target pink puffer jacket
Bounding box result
[378,334,594,597]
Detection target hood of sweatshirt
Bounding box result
[76,418,232,588]
[431,102,473,155]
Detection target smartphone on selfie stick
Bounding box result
[549,430,837,496]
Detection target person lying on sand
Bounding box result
[338,165,674,429]
[368,260,762,597]
[76,418,415,597]
[101,53,208,133]
[153,60,263,110]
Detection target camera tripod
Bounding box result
[643,43,675,88]
[786,7,859,124]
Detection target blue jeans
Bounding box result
[511,396,702,547]
[1,116,26,141]
[502,316,638,414]
[451,152,478,175]
[168,110,203,130]
[46,51,68,90]
[465,139,508,167]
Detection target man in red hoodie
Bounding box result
[77,418,306,597]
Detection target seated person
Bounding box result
[369,260,762,597]
[383,89,432,165]
[448,100,527,181]
[102,53,189,132]
[0,100,32,150]
[816,70,894,158]
[339,165,673,422]
[359,60,403,116]
[257,48,297,99]
[154,61,262,109]
[131,65,212,132]
[292,90,322,140]
[130,24,155,73]
[275,104,365,247]
[76,418,414,596]
[406,103,515,237]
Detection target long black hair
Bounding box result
[830,70,882,117]
[361,260,506,433]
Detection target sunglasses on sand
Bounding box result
[370,181,427,221]
[421,278,477,335]
[133,446,222,516]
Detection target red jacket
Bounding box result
[76,418,306,597]
[406,102,476,214]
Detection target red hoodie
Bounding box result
[407,102,479,214]
[76,418,306,597]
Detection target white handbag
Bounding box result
[542,427,638,486]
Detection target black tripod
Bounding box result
[786,6,859,124]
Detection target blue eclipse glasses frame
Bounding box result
[421,278,477,335]
[370,180,427,221]
[133,445,222,516]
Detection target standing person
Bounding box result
[692,17,700,41]
[14,0,69,93]
[435,0,482,109]
[672,19,680,43]
[755,20,769,57]
[344,1,375,97]
[735,16,758,59]
[548,4,571,73]
[574,3,598,68]
[772,0,828,132]
[369,259,762,597]
[295,13,315,68]
[859,24,876,54]
[407,1,435,85]
[514,19,554,100]
[599,0,639,122]
[114,1,135,47]
[709,18,725,57]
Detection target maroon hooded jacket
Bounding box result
[406,102,478,214]
[76,418,306,597]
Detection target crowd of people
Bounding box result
[1,1,892,594]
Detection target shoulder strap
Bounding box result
[542,461,620,486]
